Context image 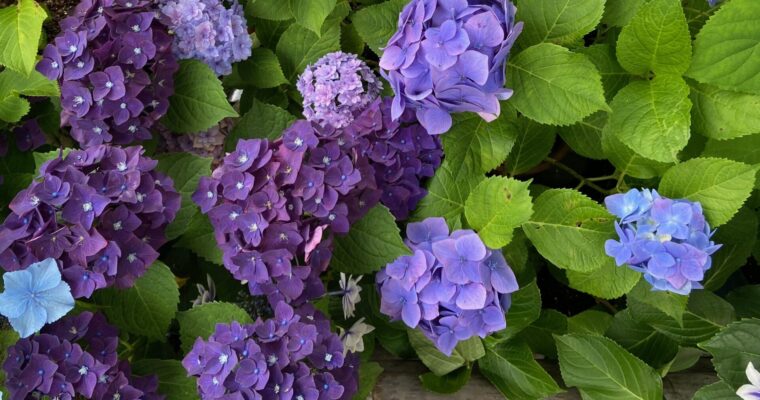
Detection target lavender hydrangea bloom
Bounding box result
[297,52,383,129]
[182,304,358,400]
[159,0,252,76]
[36,0,178,148]
[380,0,523,135]
[2,312,162,400]
[604,189,721,295]
[377,218,519,355]
[0,145,180,299]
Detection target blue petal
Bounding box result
[38,282,75,324]
[27,258,62,292]
[9,303,47,338]
[0,291,29,319]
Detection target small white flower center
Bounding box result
[136,192,145,202]
[105,81,113,88]
[131,24,140,32]
[128,125,137,133]
[30,196,40,206]
[133,47,141,55]
[68,45,77,53]
[78,366,88,375]
[82,202,93,212]
[235,181,244,190]
[51,61,59,68]
[93,127,102,134]
[294,137,303,146]
[116,162,127,171]
[73,96,84,106]
[120,103,127,109]
[237,153,248,164]
[324,353,333,362]
[229,212,239,220]
[218,354,228,364]
[206,191,213,198]
[76,61,84,68]
[127,253,137,263]
[113,221,123,231]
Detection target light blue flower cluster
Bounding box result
[604,189,721,295]
[160,0,252,76]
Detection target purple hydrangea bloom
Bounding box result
[36,0,178,148]
[159,0,252,76]
[182,304,358,400]
[377,218,519,355]
[2,312,162,400]
[380,0,523,135]
[604,189,721,295]
[0,145,181,298]
[297,52,383,129]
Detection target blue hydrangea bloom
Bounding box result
[604,189,721,295]
[0,258,75,338]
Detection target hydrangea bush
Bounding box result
[1,0,760,399]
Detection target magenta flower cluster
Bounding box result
[3,312,161,400]
[182,303,358,400]
[377,217,519,355]
[380,0,523,135]
[0,145,181,298]
[36,0,178,148]
[297,52,383,129]
[159,0,252,76]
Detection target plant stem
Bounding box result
[596,298,618,314]
[543,157,613,195]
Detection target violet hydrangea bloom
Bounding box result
[159,0,252,76]
[297,52,383,129]
[0,145,181,298]
[3,312,162,400]
[604,189,721,295]
[36,0,178,148]
[377,217,519,355]
[182,303,358,400]
[380,0,523,135]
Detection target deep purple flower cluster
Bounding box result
[604,189,721,295]
[157,118,232,165]
[0,145,181,298]
[36,0,178,148]
[297,52,383,129]
[377,217,518,355]
[182,303,358,400]
[159,0,252,76]
[380,0,522,135]
[3,312,162,400]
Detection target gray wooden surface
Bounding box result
[371,355,718,399]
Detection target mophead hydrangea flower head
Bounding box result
[604,188,721,295]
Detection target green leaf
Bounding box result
[627,280,689,324]
[351,0,408,56]
[407,329,465,376]
[523,189,615,272]
[248,0,292,20]
[556,333,664,400]
[0,69,59,122]
[92,262,179,342]
[132,360,199,400]
[413,160,484,228]
[163,60,238,133]
[441,112,518,174]
[606,309,680,370]
[703,207,758,290]
[515,0,605,47]
[602,0,645,27]
[566,261,641,300]
[659,157,757,227]
[693,381,741,400]
[353,361,383,400]
[702,134,760,167]
[341,22,365,55]
[479,339,563,400]
[331,205,410,274]
[559,111,607,160]
[177,213,223,265]
[0,92,29,122]
[516,309,568,359]
[687,0,760,94]
[289,0,335,35]
[700,319,760,388]
[419,366,471,395]
[605,75,692,163]
[254,18,294,48]
[226,99,295,150]
[0,326,19,397]
[177,302,253,352]
[464,177,533,249]
[155,153,212,241]
[568,310,613,336]
[579,44,630,101]
[504,117,556,175]
[690,82,760,140]
[727,285,760,319]
[493,280,541,341]
[276,22,341,80]
[616,0,691,76]
[457,336,486,362]
[602,125,673,179]
[507,43,608,126]
[237,48,289,89]
[0,0,47,75]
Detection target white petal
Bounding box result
[748,362,760,387]
[737,384,760,400]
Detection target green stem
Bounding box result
[544,157,613,195]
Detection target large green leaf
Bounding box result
[464,177,533,249]
[354,361,383,400]
[177,302,253,352]
[627,280,689,324]
[155,153,212,241]
[516,309,568,359]
[289,0,335,35]
[579,44,630,101]
[556,334,664,400]
[441,112,518,174]
[331,205,410,274]
[0,69,59,122]
[92,262,179,342]
[602,0,645,27]
[407,329,468,376]
[479,339,563,400]
[248,0,292,20]
[507,43,608,126]
[504,117,556,175]
[235,48,289,89]
[568,310,614,336]
[606,310,680,370]
[702,134,760,167]
[226,99,296,150]
[412,160,484,228]
[419,366,471,395]
[177,213,223,265]
[132,360,199,400]
[559,111,607,160]
[727,285,760,319]
[276,23,341,80]
[515,0,605,47]
[616,0,691,76]
[163,60,238,133]
[493,280,541,341]
[700,319,760,388]
[605,76,692,163]
[687,0,760,94]
[703,207,758,290]
[566,261,641,300]
[523,189,615,272]
[693,381,742,400]
[690,82,760,140]
[659,157,757,227]
[0,0,47,75]
[601,126,672,179]
[351,0,408,56]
